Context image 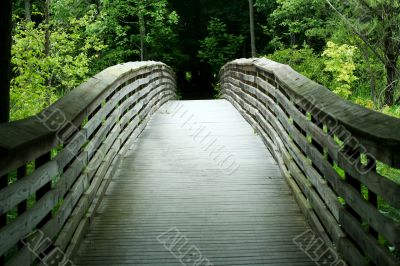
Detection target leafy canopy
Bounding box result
[10,4,105,121]
[198,18,244,74]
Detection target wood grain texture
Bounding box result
[220,59,400,266]
[73,100,315,266]
[1,62,176,265]
[221,58,400,167]
[0,62,174,177]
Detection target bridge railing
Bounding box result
[0,61,176,265]
[220,58,400,266]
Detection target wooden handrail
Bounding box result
[220,58,400,167]
[0,62,175,176]
[220,58,400,266]
[0,61,176,265]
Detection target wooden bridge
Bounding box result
[0,59,399,266]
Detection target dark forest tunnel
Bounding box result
[176,63,215,100]
[169,0,258,100]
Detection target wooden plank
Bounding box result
[54,127,87,171]
[225,72,400,250]
[340,208,399,266]
[273,100,400,250]
[0,62,176,178]
[220,65,400,265]
[267,82,400,209]
[0,160,59,216]
[0,151,88,256]
[63,154,122,260]
[223,92,355,252]
[73,100,316,266]
[5,173,89,266]
[222,88,368,266]
[224,81,341,220]
[223,58,400,167]
[1,63,176,265]
[55,90,173,258]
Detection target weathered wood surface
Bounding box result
[221,59,400,167]
[0,61,176,265]
[73,100,315,266]
[220,58,400,266]
[0,62,174,177]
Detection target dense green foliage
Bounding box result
[91,0,181,70]
[258,0,400,116]
[198,18,244,74]
[11,10,105,120]
[10,0,183,120]
[9,0,400,117]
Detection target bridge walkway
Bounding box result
[73,100,314,265]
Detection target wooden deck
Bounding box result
[73,100,315,265]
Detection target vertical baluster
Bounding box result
[366,155,378,238]
[297,105,307,136]
[0,175,7,226]
[35,152,52,228]
[17,166,27,214]
[17,165,27,249]
[343,145,362,222]
[323,122,335,166]
[311,116,324,176]
[0,174,7,264]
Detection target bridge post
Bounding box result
[0,0,12,124]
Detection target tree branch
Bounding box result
[119,19,138,25]
[325,0,388,65]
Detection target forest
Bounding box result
[2,0,400,121]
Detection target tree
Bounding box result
[198,18,244,74]
[257,0,332,51]
[138,9,146,61]
[327,0,400,106]
[92,0,180,71]
[25,0,31,21]
[322,41,358,99]
[249,0,256,57]
[10,4,106,121]
[51,0,92,22]
[44,0,51,103]
[0,0,12,123]
[169,0,264,98]
[266,45,327,86]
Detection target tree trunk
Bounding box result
[44,0,52,105]
[44,0,51,58]
[139,12,146,61]
[369,63,377,105]
[384,60,397,106]
[0,0,12,123]
[358,44,377,104]
[25,0,31,21]
[383,25,398,106]
[382,4,398,107]
[248,0,256,57]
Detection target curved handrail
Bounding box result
[0,61,176,265]
[0,61,175,176]
[221,58,400,167]
[220,58,400,266]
